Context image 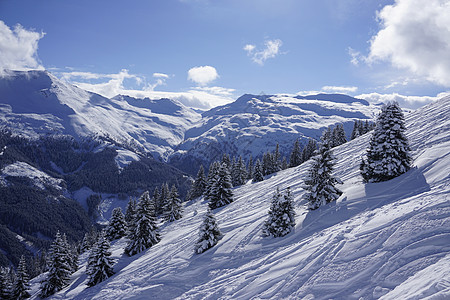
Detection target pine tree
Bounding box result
[252,159,264,182]
[125,191,160,256]
[263,187,296,237]
[158,183,170,215]
[106,207,127,240]
[209,163,234,209]
[189,165,207,200]
[195,208,222,254]
[332,124,347,147]
[361,101,412,183]
[351,120,361,140]
[40,231,72,298]
[61,233,78,273]
[231,157,240,187]
[303,141,343,210]
[281,157,288,170]
[163,185,183,222]
[274,143,281,172]
[247,156,254,180]
[302,138,318,162]
[0,267,12,300]
[86,232,115,287]
[289,139,302,167]
[221,154,231,170]
[80,233,91,253]
[124,197,137,228]
[205,161,220,201]
[238,156,248,185]
[12,256,30,299]
[321,127,333,146]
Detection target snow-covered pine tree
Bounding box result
[106,207,127,240]
[152,187,160,207]
[253,159,264,182]
[247,155,254,180]
[86,231,115,287]
[163,185,183,222]
[274,143,281,172]
[263,187,296,237]
[332,124,347,147]
[360,101,412,183]
[124,197,137,228]
[39,231,72,298]
[194,208,222,254]
[302,138,318,162]
[0,267,12,299]
[238,156,248,185]
[124,191,160,256]
[350,120,361,140]
[303,141,343,210]
[61,233,78,273]
[231,157,240,187]
[189,165,207,200]
[12,255,30,300]
[158,183,170,215]
[221,154,231,170]
[289,139,302,167]
[209,163,234,209]
[281,157,288,170]
[80,232,91,253]
[205,161,220,201]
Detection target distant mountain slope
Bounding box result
[31,97,450,299]
[170,93,379,174]
[0,70,201,159]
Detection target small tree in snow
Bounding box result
[302,138,318,162]
[0,267,12,299]
[303,141,343,210]
[86,231,115,287]
[106,207,127,240]
[40,231,72,298]
[163,185,183,222]
[209,163,234,209]
[289,139,302,167]
[263,187,296,237]
[332,124,347,147]
[12,256,30,300]
[195,208,222,254]
[124,197,137,228]
[125,191,160,256]
[361,101,412,183]
[252,159,264,182]
[189,165,207,200]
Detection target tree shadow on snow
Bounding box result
[299,167,430,239]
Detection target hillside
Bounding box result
[170,93,379,174]
[29,97,450,299]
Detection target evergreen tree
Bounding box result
[0,267,12,300]
[152,187,160,207]
[205,161,220,201]
[361,101,412,183]
[80,233,91,253]
[158,183,170,215]
[61,233,78,273]
[302,138,318,162]
[252,159,264,182]
[125,191,160,256]
[263,187,296,237]
[332,124,347,147]
[86,232,115,287]
[124,197,137,228]
[281,157,288,170]
[12,256,30,299]
[247,155,254,180]
[351,120,361,140]
[189,165,207,200]
[221,154,231,170]
[321,127,333,146]
[195,208,222,254]
[231,157,240,187]
[303,141,343,210]
[289,139,302,167]
[106,207,127,240]
[209,163,234,209]
[274,143,281,172]
[163,185,183,222]
[40,231,72,298]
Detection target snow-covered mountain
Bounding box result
[28,96,450,299]
[0,70,201,159]
[170,93,379,173]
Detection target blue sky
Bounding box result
[1,0,449,109]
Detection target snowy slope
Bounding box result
[30,97,450,299]
[170,93,380,173]
[0,70,201,159]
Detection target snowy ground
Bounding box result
[29,97,450,299]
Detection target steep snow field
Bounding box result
[30,97,450,299]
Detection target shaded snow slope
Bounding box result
[171,93,379,174]
[0,70,201,159]
[31,97,450,299]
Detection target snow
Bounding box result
[27,96,450,299]
[114,148,140,171]
[0,161,64,190]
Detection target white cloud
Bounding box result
[357,92,450,109]
[153,72,169,79]
[322,85,358,94]
[0,21,45,74]
[187,65,219,86]
[244,39,283,65]
[366,0,450,87]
